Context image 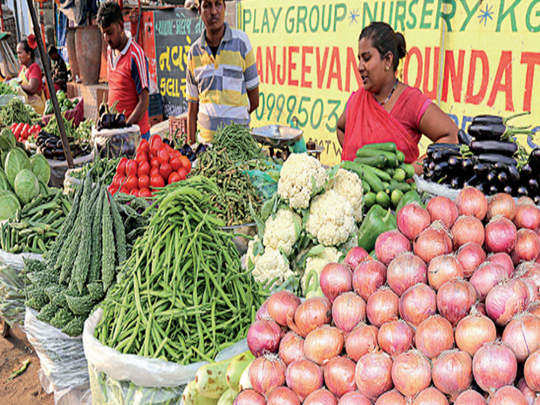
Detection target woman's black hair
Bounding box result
[97,1,123,28]
[359,22,407,71]
[19,39,35,60]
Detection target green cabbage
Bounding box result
[0,170,10,191]
[30,154,50,185]
[0,191,21,220]
[5,147,30,187]
[14,169,39,204]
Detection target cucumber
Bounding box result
[364,192,376,208]
[401,163,415,179]
[217,389,236,405]
[362,142,397,152]
[391,189,404,207]
[361,168,384,193]
[362,180,371,194]
[360,164,392,182]
[396,150,405,163]
[389,180,412,192]
[376,191,390,208]
[225,351,255,392]
[357,148,399,167]
[340,160,363,179]
[353,155,388,168]
[393,168,406,182]
[195,358,230,399]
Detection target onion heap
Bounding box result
[238,188,540,404]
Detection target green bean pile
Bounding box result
[95,176,267,364]
[212,123,264,162]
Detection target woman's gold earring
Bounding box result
[385,66,389,71]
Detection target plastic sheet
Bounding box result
[84,309,248,405]
[414,175,460,200]
[92,125,140,159]
[48,152,94,188]
[25,307,90,405]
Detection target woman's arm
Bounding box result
[336,109,346,147]
[418,103,459,144]
[21,78,41,96]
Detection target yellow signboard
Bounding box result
[239,0,540,165]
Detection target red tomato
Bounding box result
[138,161,150,176]
[168,172,181,184]
[150,158,160,168]
[138,175,150,189]
[177,168,188,180]
[157,148,169,165]
[139,188,152,198]
[179,155,191,172]
[130,189,139,196]
[150,175,165,188]
[137,139,150,154]
[159,163,172,180]
[125,175,138,191]
[112,174,124,187]
[107,184,119,195]
[150,167,160,178]
[172,149,182,159]
[126,160,138,177]
[116,157,128,175]
[150,135,162,152]
[170,157,182,171]
[119,185,129,194]
[135,152,148,164]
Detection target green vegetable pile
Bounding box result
[95,177,267,364]
[0,263,26,325]
[65,157,120,195]
[0,97,39,126]
[212,123,264,162]
[44,91,79,115]
[0,82,16,96]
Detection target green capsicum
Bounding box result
[396,190,423,213]
[357,204,397,252]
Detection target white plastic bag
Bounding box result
[92,125,140,159]
[48,152,94,188]
[414,175,460,200]
[25,307,90,405]
[84,308,248,405]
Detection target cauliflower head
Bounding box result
[263,208,302,256]
[328,168,364,221]
[277,153,328,210]
[252,247,295,287]
[306,189,356,246]
[340,223,359,252]
[301,246,341,298]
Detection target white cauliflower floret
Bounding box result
[263,208,301,256]
[340,223,358,252]
[301,246,341,298]
[252,247,295,287]
[278,153,328,210]
[246,236,262,269]
[306,189,356,246]
[328,168,364,221]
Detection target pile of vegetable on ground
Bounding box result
[0,97,40,127]
[44,90,79,115]
[234,186,540,404]
[94,176,267,364]
[35,116,92,160]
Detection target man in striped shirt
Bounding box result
[98,2,151,139]
[186,0,259,143]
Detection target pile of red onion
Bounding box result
[236,189,540,405]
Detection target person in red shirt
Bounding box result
[97,2,150,139]
[15,35,45,114]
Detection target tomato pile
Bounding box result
[108,135,191,197]
[11,122,41,143]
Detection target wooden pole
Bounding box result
[25,0,74,168]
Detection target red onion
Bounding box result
[288,297,331,338]
[397,203,431,240]
[518,262,540,295]
[355,351,393,400]
[432,349,472,399]
[488,193,517,221]
[345,323,378,361]
[522,278,538,306]
[378,320,414,357]
[515,204,540,230]
[323,356,356,397]
[428,254,464,290]
[485,216,517,253]
[455,310,497,356]
[456,186,488,220]
[515,229,540,263]
[343,246,369,269]
[320,263,353,303]
[375,389,406,404]
[375,230,412,265]
[524,350,540,391]
[279,332,305,365]
[518,197,536,205]
[391,350,432,398]
[486,279,529,325]
[529,301,540,317]
[256,299,271,321]
[249,354,286,395]
[488,252,515,277]
[454,389,487,404]
[457,243,487,278]
[303,388,337,405]
[234,389,266,405]
[247,319,283,356]
[267,386,300,405]
[387,253,427,296]
[367,287,399,327]
[414,222,454,263]
[338,391,371,405]
[411,387,449,404]
[436,279,477,325]
[502,313,540,362]
[286,359,324,401]
[399,283,437,326]
[332,292,366,333]
[451,215,485,248]
[267,291,301,327]
[415,315,454,359]
[352,260,386,301]
[490,385,527,405]
[470,262,508,299]
[427,196,459,229]
[517,378,537,405]
[472,341,517,393]
[304,325,344,365]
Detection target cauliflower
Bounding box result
[263,208,302,256]
[328,168,364,221]
[246,236,263,269]
[306,189,356,246]
[340,223,358,252]
[251,247,295,287]
[277,153,328,210]
[301,246,341,298]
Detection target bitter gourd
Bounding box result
[65,294,94,316]
[49,308,73,329]
[101,189,115,291]
[37,303,58,323]
[88,187,104,283]
[109,192,126,266]
[61,317,84,337]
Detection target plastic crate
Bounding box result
[169,113,188,137]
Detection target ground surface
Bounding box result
[0,324,53,405]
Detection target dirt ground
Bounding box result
[0,324,53,405]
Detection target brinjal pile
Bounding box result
[423,112,539,204]
[96,103,127,131]
[36,130,91,160]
